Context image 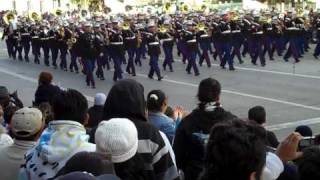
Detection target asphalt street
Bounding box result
[1,41,320,140]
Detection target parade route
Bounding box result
[1,42,320,139]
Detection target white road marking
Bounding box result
[167,57,320,80]
[266,117,320,131]
[1,66,320,131]
[135,72,320,111]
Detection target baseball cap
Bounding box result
[11,107,43,138]
[94,93,106,106]
[95,118,138,163]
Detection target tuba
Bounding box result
[159,25,167,33]
[3,11,15,25]
[55,9,63,17]
[29,12,41,22]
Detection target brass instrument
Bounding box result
[3,11,15,25]
[196,22,207,31]
[121,22,130,31]
[159,25,167,33]
[164,2,171,14]
[29,12,41,22]
[58,26,65,41]
[55,9,63,16]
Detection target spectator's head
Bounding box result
[295,125,313,137]
[10,107,44,141]
[37,102,53,125]
[147,89,167,113]
[0,86,10,108]
[52,89,89,125]
[296,146,320,180]
[200,119,266,180]
[38,71,53,86]
[3,105,19,126]
[94,93,107,107]
[248,106,266,126]
[103,79,146,121]
[95,118,138,163]
[57,152,114,177]
[164,106,174,119]
[197,78,221,109]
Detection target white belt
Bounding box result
[110,42,123,45]
[13,36,18,39]
[253,31,263,34]
[187,39,196,43]
[21,33,30,36]
[267,28,272,31]
[287,27,299,30]
[232,30,241,33]
[317,28,320,30]
[200,34,209,38]
[222,30,231,34]
[32,36,39,39]
[149,42,159,46]
[125,36,136,40]
[162,38,173,42]
[41,38,49,40]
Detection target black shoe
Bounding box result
[18,56,23,61]
[187,71,191,74]
[132,73,136,76]
[221,66,226,69]
[195,73,200,76]
[148,75,153,79]
[270,58,274,61]
[295,59,300,63]
[92,86,96,89]
[170,69,174,72]
[70,69,74,73]
[239,60,244,64]
[229,67,235,71]
[284,58,289,62]
[158,76,163,81]
[314,55,318,59]
[100,77,105,80]
[251,61,257,65]
[261,63,266,67]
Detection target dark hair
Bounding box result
[38,71,53,85]
[200,119,266,180]
[52,89,88,124]
[114,154,148,180]
[296,146,320,180]
[147,90,166,112]
[164,106,174,119]
[37,102,53,126]
[54,152,114,178]
[295,125,313,137]
[3,105,19,125]
[197,78,221,109]
[248,106,266,125]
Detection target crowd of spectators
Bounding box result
[0,71,320,180]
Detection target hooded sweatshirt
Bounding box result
[19,120,95,180]
[90,79,179,180]
[173,105,236,180]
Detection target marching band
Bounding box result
[2,8,320,88]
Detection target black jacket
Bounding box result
[90,79,179,180]
[173,107,236,180]
[87,105,104,128]
[34,84,61,106]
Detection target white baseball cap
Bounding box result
[95,118,138,163]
